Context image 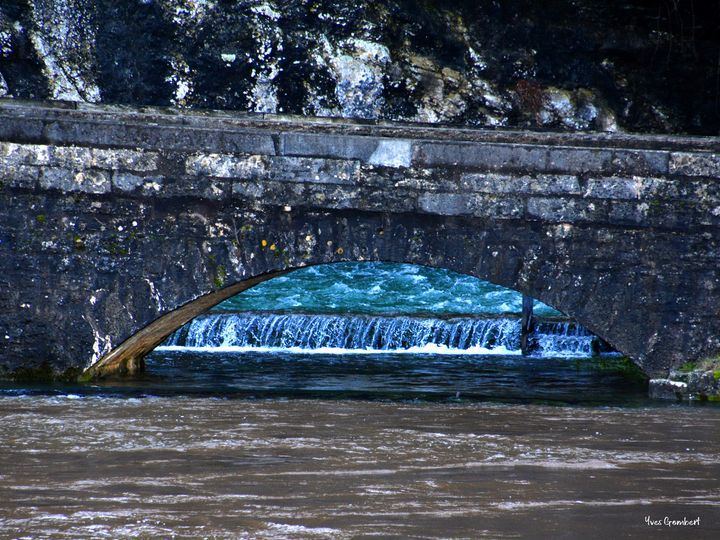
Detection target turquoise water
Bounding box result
[217,262,560,316]
[167,263,592,358]
[149,262,621,403]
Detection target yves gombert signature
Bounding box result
[645,516,700,527]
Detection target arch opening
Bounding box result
[102,262,647,403]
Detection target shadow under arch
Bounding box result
[84,260,619,380]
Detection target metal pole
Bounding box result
[520,295,534,355]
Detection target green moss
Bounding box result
[35,214,47,224]
[681,356,720,374]
[11,363,54,383]
[614,357,648,384]
[678,361,697,372]
[239,224,253,233]
[73,234,86,251]
[102,234,132,256]
[573,356,648,384]
[214,264,227,288]
[699,355,720,371]
[77,370,94,383]
[648,198,662,209]
[59,367,86,382]
[713,370,720,381]
[107,242,128,256]
[9,363,84,383]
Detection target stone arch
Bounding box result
[85,239,626,381]
[4,104,720,381]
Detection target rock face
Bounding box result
[1,1,719,134]
[2,103,720,379]
[650,371,720,401]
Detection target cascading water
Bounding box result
[533,321,598,357]
[162,313,521,354]
[160,312,601,357]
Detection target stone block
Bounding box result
[186,153,268,179]
[268,157,360,185]
[415,142,669,176]
[0,117,45,142]
[40,167,111,194]
[547,148,668,176]
[392,173,458,192]
[471,195,525,219]
[112,172,164,194]
[44,121,276,155]
[545,147,611,174]
[607,201,649,225]
[51,145,93,168]
[158,176,230,200]
[0,142,51,166]
[584,177,642,199]
[670,152,720,177]
[418,192,473,215]
[232,181,266,199]
[93,148,158,172]
[367,139,412,168]
[413,141,548,172]
[360,188,417,212]
[648,378,687,400]
[232,179,307,207]
[304,184,361,210]
[461,173,580,195]
[526,197,598,223]
[687,370,720,398]
[0,163,40,188]
[611,149,669,176]
[585,177,680,201]
[280,132,380,161]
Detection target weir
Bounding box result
[160,311,599,358]
[1,101,720,379]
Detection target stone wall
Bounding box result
[1,101,720,378]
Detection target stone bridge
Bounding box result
[1,100,719,379]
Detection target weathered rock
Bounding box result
[648,379,688,401]
[27,0,100,102]
[1,1,719,133]
[687,371,720,400]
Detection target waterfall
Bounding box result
[162,313,521,354]
[532,321,597,357]
[160,312,603,357]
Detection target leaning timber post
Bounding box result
[520,295,535,356]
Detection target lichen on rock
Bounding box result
[316,36,390,119]
[28,0,100,102]
[0,1,719,134]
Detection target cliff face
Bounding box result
[1,0,719,134]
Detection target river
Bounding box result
[1,263,718,538]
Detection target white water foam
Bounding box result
[160,312,599,358]
[155,343,521,356]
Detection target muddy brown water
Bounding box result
[1,396,719,539]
